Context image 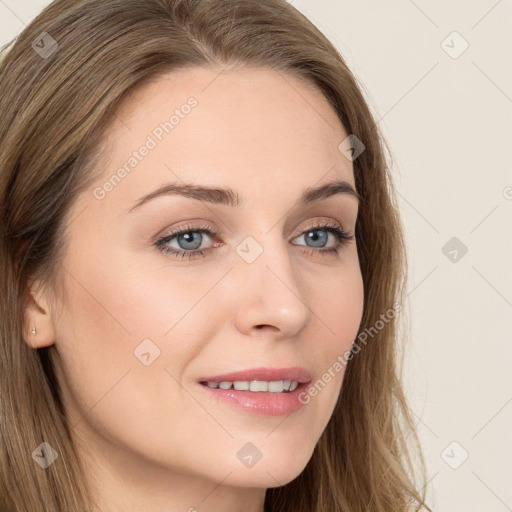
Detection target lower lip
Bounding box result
[197,382,310,416]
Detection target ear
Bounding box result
[23,280,56,349]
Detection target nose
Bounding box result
[232,238,312,339]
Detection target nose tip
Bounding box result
[232,249,312,339]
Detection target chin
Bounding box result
[224,467,306,489]
[219,446,313,488]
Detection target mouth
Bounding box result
[196,366,311,390]
[199,379,300,393]
[196,367,312,416]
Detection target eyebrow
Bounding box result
[128,177,361,213]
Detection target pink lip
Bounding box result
[197,366,312,384]
[196,366,312,417]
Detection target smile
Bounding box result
[200,380,299,392]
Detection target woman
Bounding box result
[0,0,432,510]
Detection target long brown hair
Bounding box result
[0,0,432,510]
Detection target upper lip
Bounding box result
[197,366,312,384]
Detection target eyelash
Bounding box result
[155,221,355,260]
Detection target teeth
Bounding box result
[250,380,268,392]
[204,380,299,392]
[268,381,284,392]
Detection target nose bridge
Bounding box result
[233,231,311,336]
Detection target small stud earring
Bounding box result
[31,327,36,335]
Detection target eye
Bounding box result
[291,221,354,257]
[155,222,218,260]
[154,220,355,260]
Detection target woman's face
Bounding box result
[38,66,364,502]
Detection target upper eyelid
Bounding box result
[159,219,347,239]
[157,221,350,249]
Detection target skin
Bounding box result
[24,65,364,512]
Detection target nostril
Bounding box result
[255,324,278,330]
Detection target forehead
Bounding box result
[86,65,355,212]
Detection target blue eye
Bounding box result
[155,221,354,260]
[171,231,205,251]
[297,229,332,248]
[155,223,216,259]
[293,223,355,258]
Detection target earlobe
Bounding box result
[23,283,56,349]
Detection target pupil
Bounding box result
[178,232,202,250]
[307,230,327,248]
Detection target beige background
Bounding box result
[1,1,511,510]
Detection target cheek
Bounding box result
[50,265,204,465]
[300,260,364,405]
[60,244,216,344]
[51,250,224,430]
[310,258,364,352]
